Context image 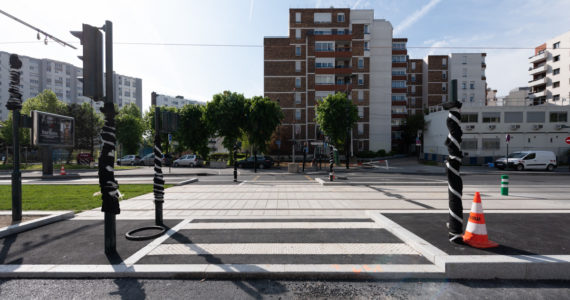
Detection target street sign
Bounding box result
[168,133,172,143]
[566,137,570,145]
[506,134,511,143]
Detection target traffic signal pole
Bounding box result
[7,54,23,222]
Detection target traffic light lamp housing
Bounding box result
[71,24,103,101]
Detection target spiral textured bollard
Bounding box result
[329,145,334,181]
[443,101,463,244]
[153,133,165,226]
[98,103,120,215]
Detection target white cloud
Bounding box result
[352,0,362,9]
[393,0,442,36]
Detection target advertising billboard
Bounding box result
[32,110,74,147]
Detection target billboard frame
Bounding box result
[31,110,75,148]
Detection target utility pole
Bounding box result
[6,54,23,222]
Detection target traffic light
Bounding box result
[71,24,103,101]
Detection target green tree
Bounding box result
[116,103,144,155]
[244,96,283,154]
[176,104,210,159]
[1,90,67,147]
[67,102,103,156]
[205,91,246,162]
[315,92,358,156]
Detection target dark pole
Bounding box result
[99,21,120,254]
[329,141,334,181]
[443,79,464,245]
[7,54,22,222]
[254,148,257,173]
[345,127,350,169]
[233,143,238,182]
[153,106,164,226]
[302,142,306,173]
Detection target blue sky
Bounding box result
[1,0,569,112]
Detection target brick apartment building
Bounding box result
[407,59,424,115]
[424,55,449,108]
[264,8,393,156]
[391,38,408,151]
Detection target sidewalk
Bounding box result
[0,181,568,279]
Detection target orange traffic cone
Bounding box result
[60,165,66,175]
[463,192,498,248]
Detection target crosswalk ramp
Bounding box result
[124,217,442,278]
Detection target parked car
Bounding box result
[77,153,94,165]
[495,151,557,171]
[237,155,274,169]
[173,154,203,167]
[117,154,141,166]
[139,153,174,167]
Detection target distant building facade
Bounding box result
[151,92,202,109]
[0,51,142,120]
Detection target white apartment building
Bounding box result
[423,105,570,164]
[0,51,142,121]
[449,53,487,107]
[528,31,570,105]
[151,92,203,109]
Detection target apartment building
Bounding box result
[0,50,142,121]
[264,8,393,155]
[424,55,449,107]
[151,92,202,109]
[450,53,487,107]
[407,59,424,115]
[391,38,407,151]
[528,31,570,105]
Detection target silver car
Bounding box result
[173,154,203,167]
[117,154,141,166]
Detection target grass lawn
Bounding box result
[0,184,173,213]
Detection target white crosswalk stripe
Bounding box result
[182,222,380,229]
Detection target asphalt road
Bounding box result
[0,279,567,299]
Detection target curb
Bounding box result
[0,211,74,239]
[175,178,199,186]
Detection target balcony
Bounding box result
[315,66,353,74]
[530,90,546,98]
[315,84,354,91]
[314,48,352,58]
[528,77,547,87]
[529,64,547,75]
[481,62,486,68]
[529,52,547,63]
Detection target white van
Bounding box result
[495,151,557,171]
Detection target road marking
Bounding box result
[304,175,313,181]
[252,175,260,182]
[238,181,247,186]
[182,222,381,229]
[147,243,418,255]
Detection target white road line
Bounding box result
[238,181,247,186]
[147,243,418,255]
[182,222,381,229]
[123,218,192,266]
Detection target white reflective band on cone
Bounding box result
[465,221,488,235]
[470,202,483,214]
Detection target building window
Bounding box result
[295,109,301,121]
[358,123,364,135]
[553,94,560,101]
[553,55,560,62]
[462,139,478,150]
[316,58,334,68]
[358,106,364,118]
[470,81,475,89]
[504,112,523,123]
[315,42,334,52]
[442,58,447,66]
[314,12,332,23]
[442,83,447,92]
[411,85,416,93]
[358,58,364,69]
[392,81,406,88]
[461,113,478,123]
[442,71,447,80]
[316,75,334,85]
[392,95,406,101]
[364,24,369,34]
[462,82,466,89]
[482,138,500,150]
[295,29,301,39]
[553,68,560,75]
[393,43,406,50]
[295,93,301,104]
[553,42,560,49]
[337,13,345,22]
[411,62,416,70]
[411,74,416,82]
[527,111,545,123]
[295,46,301,56]
[295,12,301,23]
[469,94,474,102]
[295,61,301,72]
[462,68,467,77]
[482,112,500,123]
[553,81,560,88]
[392,68,406,75]
[392,55,406,62]
[364,41,369,51]
[358,90,363,101]
[295,77,301,88]
[462,55,467,64]
[358,74,364,85]
[442,95,447,102]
